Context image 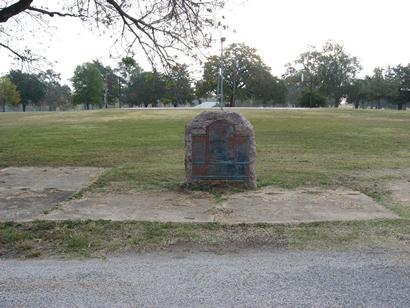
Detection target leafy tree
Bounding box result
[38,69,72,111]
[126,71,165,107]
[345,79,368,109]
[115,57,143,107]
[53,85,72,111]
[364,68,398,109]
[247,69,287,105]
[392,64,410,110]
[0,77,20,112]
[0,1,224,66]
[164,64,193,106]
[318,41,361,105]
[71,62,104,110]
[298,89,326,108]
[199,43,282,107]
[117,57,143,82]
[7,70,45,111]
[93,60,119,107]
[140,72,165,107]
[285,41,361,106]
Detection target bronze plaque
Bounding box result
[192,120,250,181]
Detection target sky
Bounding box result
[1,0,410,85]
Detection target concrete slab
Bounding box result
[0,189,73,221]
[214,187,398,224]
[0,167,104,222]
[0,167,103,192]
[39,187,397,224]
[0,167,399,224]
[39,191,214,223]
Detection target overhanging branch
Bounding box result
[27,6,83,18]
[0,0,33,22]
[0,42,27,60]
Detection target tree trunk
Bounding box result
[230,93,235,107]
[398,102,403,110]
[1,101,5,112]
[86,103,90,110]
[22,103,26,112]
[354,102,359,109]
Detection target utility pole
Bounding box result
[118,75,121,108]
[218,36,226,110]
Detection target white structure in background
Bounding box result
[339,97,353,109]
[194,101,218,108]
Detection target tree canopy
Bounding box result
[197,43,285,107]
[0,0,225,66]
[284,41,361,106]
[0,77,20,112]
[71,62,104,109]
[7,70,45,111]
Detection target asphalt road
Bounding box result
[1,249,410,307]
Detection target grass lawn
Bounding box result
[1,109,410,258]
[1,108,410,191]
[1,219,409,258]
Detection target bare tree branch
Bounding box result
[0,0,225,68]
[27,6,83,18]
[0,42,26,60]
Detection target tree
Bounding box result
[298,89,326,108]
[164,64,193,106]
[53,85,72,111]
[0,1,225,66]
[247,69,287,106]
[392,64,410,110]
[199,43,282,107]
[0,77,20,112]
[7,70,45,111]
[318,41,361,106]
[38,69,72,111]
[117,57,143,82]
[116,57,143,107]
[345,79,368,109]
[138,72,165,107]
[71,62,104,110]
[93,60,119,108]
[126,71,165,107]
[365,68,398,109]
[284,41,361,106]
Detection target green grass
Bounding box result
[1,109,410,191]
[1,219,409,258]
[1,109,410,257]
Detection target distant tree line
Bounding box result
[283,41,410,110]
[1,40,410,111]
[0,69,71,112]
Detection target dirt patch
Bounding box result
[39,187,397,224]
[0,167,104,221]
[387,180,410,205]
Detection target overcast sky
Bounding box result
[1,0,410,85]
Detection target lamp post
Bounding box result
[218,36,226,110]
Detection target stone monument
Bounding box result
[185,111,256,188]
